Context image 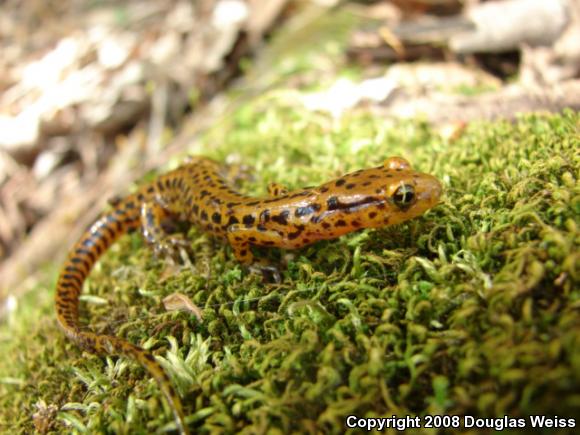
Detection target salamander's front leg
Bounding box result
[140,201,189,259]
[267,182,289,197]
[226,224,284,282]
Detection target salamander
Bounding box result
[55,156,442,434]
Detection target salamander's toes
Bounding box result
[153,234,191,262]
[249,263,282,284]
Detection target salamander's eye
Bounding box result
[392,184,415,208]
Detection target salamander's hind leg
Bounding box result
[267,182,289,197]
[226,224,284,283]
[141,201,189,260]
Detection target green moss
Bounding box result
[1,6,579,434]
[2,107,578,433]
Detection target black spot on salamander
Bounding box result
[192,204,199,215]
[137,193,145,201]
[368,211,377,219]
[260,209,271,222]
[263,240,275,246]
[58,282,79,294]
[249,236,256,242]
[287,228,303,240]
[147,186,155,194]
[70,257,88,268]
[385,174,393,178]
[156,180,165,192]
[295,203,321,217]
[212,212,222,224]
[57,296,72,305]
[242,214,255,225]
[227,216,239,226]
[335,219,347,227]
[103,225,115,239]
[310,215,321,224]
[76,248,96,262]
[200,211,208,221]
[321,222,331,229]
[58,282,76,291]
[116,220,124,232]
[246,201,260,206]
[327,196,339,210]
[63,274,82,286]
[240,249,247,257]
[164,179,172,189]
[64,266,81,274]
[328,196,379,214]
[200,190,210,198]
[335,179,346,187]
[375,189,382,194]
[352,220,361,228]
[396,168,403,172]
[289,191,310,199]
[257,224,267,232]
[272,210,290,225]
[319,186,329,193]
[362,181,372,186]
[345,183,356,190]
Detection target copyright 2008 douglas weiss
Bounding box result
[345,415,577,431]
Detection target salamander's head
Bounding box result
[320,156,442,230]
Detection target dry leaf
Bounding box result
[163,292,203,320]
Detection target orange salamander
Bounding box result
[55,156,442,434]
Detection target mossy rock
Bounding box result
[1,108,578,434]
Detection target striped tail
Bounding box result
[55,194,188,434]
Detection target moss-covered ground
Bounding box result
[1,8,579,435]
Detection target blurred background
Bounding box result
[1,0,579,304]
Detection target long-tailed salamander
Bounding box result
[55,156,442,434]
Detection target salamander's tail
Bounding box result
[76,331,188,434]
[55,194,189,435]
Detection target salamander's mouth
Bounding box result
[416,175,442,210]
